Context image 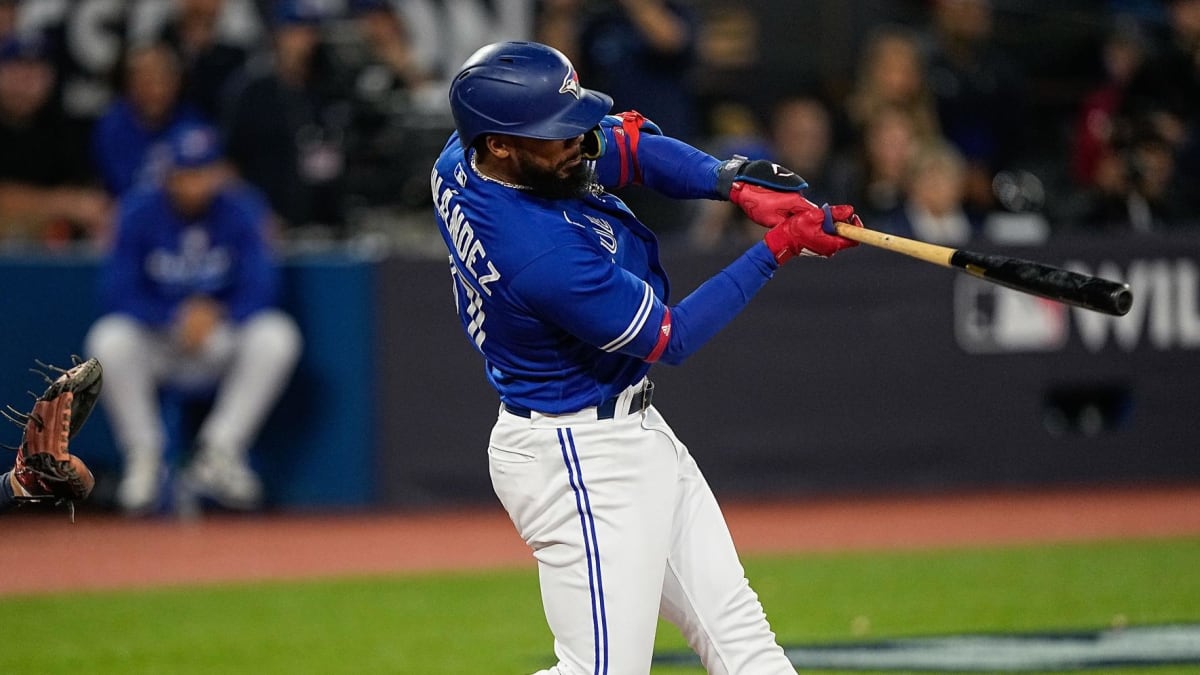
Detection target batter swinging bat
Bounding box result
[833,223,1133,316]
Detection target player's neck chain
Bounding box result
[471,152,532,191]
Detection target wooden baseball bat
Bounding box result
[832,222,1133,316]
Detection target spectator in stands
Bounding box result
[578,0,700,143]
[1076,125,1195,232]
[342,0,434,209]
[537,0,584,64]
[884,141,980,244]
[349,0,426,91]
[145,0,254,121]
[401,0,535,110]
[92,41,205,197]
[770,94,836,197]
[0,32,111,243]
[922,0,1028,219]
[0,1,16,40]
[221,0,348,236]
[843,24,940,146]
[575,0,701,236]
[826,104,922,226]
[1120,0,1200,217]
[85,122,302,516]
[1071,18,1147,190]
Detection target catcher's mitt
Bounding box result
[5,357,102,517]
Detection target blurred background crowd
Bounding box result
[2,0,1199,257]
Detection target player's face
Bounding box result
[508,135,594,199]
[166,164,228,216]
[126,45,181,126]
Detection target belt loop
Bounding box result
[639,379,654,413]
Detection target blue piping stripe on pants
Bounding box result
[558,427,609,674]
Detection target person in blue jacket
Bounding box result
[91,41,205,197]
[85,122,302,516]
[433,41,862,674]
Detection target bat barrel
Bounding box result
[832,222,1134,316]
[950,250,1133,317]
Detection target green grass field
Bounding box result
[2,537,1197,674]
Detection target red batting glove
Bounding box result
[730,183,822,229]
[763,203,861,263]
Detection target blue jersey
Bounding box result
[91,100,205,196]
[432,120,779,413]
[99,182,279,327]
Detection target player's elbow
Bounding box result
[653,342,692,366]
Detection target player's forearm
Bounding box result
[635,134,723,199]
[656,242,777,365]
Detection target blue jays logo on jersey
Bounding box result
[144,225,231,291]
[559,68,581,99]
[584,215,618,254]
[563,211,618,255]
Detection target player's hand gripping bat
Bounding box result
[832,222,1133,316]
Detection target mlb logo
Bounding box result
[954,275,1069,353]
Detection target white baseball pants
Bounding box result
[84,310,302,459]
[489,382,795,675]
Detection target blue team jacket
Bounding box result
[98,183,280,327]
[91,100,205,196]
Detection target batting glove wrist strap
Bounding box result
[764,203,861,264]
[721,158,818,229]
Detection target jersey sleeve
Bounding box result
[509,240,781,366]
[510,244,669,361]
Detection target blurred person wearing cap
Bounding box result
[0,32,112,243]
[92,41,207,197]
[84,122,302,516]
[220,0,348,235]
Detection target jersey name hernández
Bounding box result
[431,134,671,414]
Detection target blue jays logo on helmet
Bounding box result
[559,68,582,99]
[449,41,613,148]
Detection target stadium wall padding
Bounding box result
[3,232,1198,509]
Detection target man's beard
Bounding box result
[515,154,595,200]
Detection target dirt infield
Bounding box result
[2,483,1199,597]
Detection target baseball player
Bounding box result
[433,42,861,674]
[84,122,302,515]
[1,357,102,519]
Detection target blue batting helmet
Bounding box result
[449,41,613,149]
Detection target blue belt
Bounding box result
[503,381,655,420]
